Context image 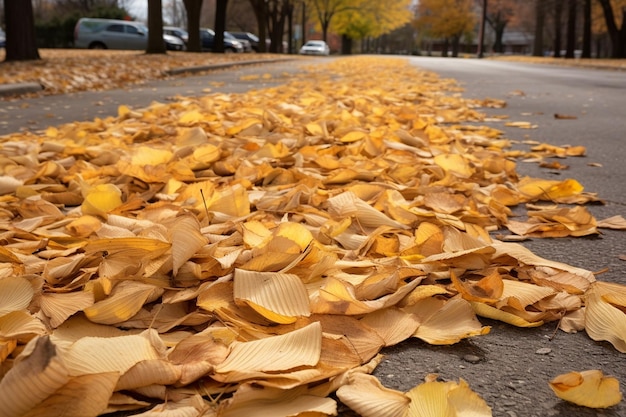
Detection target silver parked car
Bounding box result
[163,26,189,44]
[225,31,252,52]
[74,18,185,51]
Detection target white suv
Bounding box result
[74,18,184,50]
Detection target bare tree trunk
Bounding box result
[249,0,267,52]
[4,0,40,61]
[553,0,562,57]
[477,0,486,57]
[147,0,166,54]
[183,0,203,52]
[565,0,577,58]
[341,34,352,55]
[582,0,591,58]
[287,2,294,54]
[267,0,288,53]
[441,38,449,58]
[493,25,505,53]
[532,0,545,57]
[451,35,460,57]
[214,0,228,53]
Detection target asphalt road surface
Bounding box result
[2,56,625,417]
[372,57,626,417]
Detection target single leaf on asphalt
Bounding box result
[549,370,622,408]
[597,215,626,230]
[405,376,492,417]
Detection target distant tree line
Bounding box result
[413,0,626,58]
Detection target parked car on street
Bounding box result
[299,40,330,56]
[74,18,185,51]
[163,34,185,51]
[225,31,252,52]
[163,26,188,44]
[229,31,260,52]
[199,28,243,53]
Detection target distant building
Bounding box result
[500,31,533,55]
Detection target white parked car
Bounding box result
[299,40,330,56]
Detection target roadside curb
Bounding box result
[164,57,295,76]
[0,82,44,97]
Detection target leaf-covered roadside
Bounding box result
[0,56,624,416]
[0,49,288,97]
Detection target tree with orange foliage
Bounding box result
[415,0,475,57]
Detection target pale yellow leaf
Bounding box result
[339,130,367,143]
[433,153,474,178]
[81,184,123,216]
[491,241,595,284]
[327,191,410,230]
[584,284,626,353]
[115,359,181,391]
[405,377,491,417]
[169,214,207,276]
[233,269,310,324]
[549,370,622,408]
[62,330,165,376]
[360,308,420,346]
[471,301,544,328]
[0,276,34,316]
[498,279,556,310]
[83,280,163,325]
[40,291,94,328]
[405,380,456,417]
[130,146,173,166]
[22,372,119,417]
[597,215,626,230]
[336,373,409,417]
[220,383,337,417]
[215,322,322,374]
[0,337,71,417]
[412,297,490,345]
[0,310,47,341]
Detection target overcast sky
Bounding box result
[121,0,147,20]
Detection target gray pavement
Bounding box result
[0,58,302,135]
[2,56,625,417]
[372,56,626,417]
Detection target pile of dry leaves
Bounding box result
[0,56,625,417]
